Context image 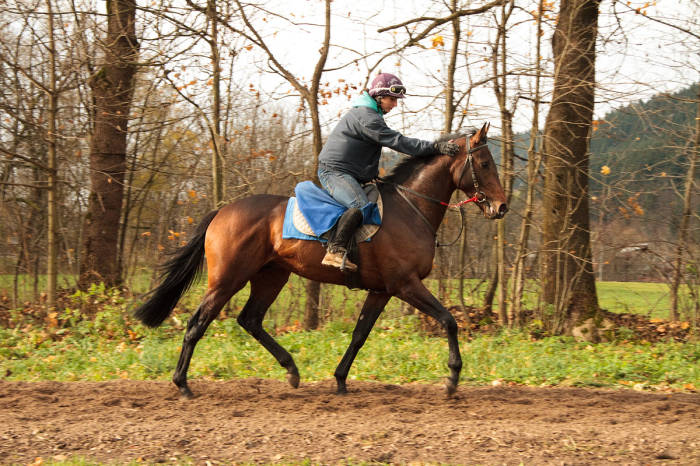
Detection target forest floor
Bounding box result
[420,306,695,343]
[1,378,699,464]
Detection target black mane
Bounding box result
[381,154,435,185]
[381,131,471,185]
[436,131,472,142]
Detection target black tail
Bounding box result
[134,210,220,327]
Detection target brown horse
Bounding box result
[135,122,507,398]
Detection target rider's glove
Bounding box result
[434,141,460,156]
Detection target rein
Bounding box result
[380,138,489,248]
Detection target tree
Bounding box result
[230,0,332,329]
[79,0,139,289]
[510,0,547,326]
[489,0,516,325]
[0,0,86,306]
[540,0,601,336]
[670,86,699,320]
[377,0,507,310]
[45,0,59,308]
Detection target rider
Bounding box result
[317,73,460,272]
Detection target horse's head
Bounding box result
[451,122,508,219]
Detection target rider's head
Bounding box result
[368,73,406,114]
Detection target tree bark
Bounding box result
[541,0,600,336]
[510,0,545,326]
[207,0,224,208]
[301,1,331,330]
[79,0,139,289]
[46,0,58,308]
[670,87,699,320]
[443,0,460,134]
[492,0,515,326]
[482,230,498,311]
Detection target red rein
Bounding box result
[439,195,480,208]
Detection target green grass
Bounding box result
[1,294,698,391]
[1,279,697,394]
[596,281,680,318]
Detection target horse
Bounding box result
[134,122,508,399]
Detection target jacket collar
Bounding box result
[352,91,383,115]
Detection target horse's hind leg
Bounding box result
[334,292,391,394]
[237,265,300,388]
[172,284,241,399]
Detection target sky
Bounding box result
[148,0,699,138]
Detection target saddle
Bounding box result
[282,181,383,289]
[283,181,383,243]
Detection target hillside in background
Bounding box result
[382,84,697,244]
[502,84,698,232]
[589,83,698,210]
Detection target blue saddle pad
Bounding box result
[282,181,381,241]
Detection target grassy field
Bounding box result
[1,276,697,392]
[1,285,698,391]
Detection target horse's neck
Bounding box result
[399,158,456,229]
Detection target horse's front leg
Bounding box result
[395,277,462,395]
[334,292,391,394]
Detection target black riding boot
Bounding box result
[322,208,363,272]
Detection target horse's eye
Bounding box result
[480,161,489,169]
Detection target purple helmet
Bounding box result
[368,73,406,99]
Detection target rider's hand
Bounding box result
[434,140,460,156]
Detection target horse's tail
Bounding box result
[134,209,220,328]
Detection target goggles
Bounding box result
[373,85,407,95]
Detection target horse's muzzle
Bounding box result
[486,202,508,219]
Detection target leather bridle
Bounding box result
[380,136,491,247]
[457,137,489,204]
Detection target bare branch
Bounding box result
[377,0,507,42]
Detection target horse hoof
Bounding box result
[178,385,195,399]
[336,379,347,395]
[287,372,300,389]
[445,379,458,397]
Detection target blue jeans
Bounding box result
[318,167,369,209]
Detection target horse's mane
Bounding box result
[436,131,473,142]
[381,131,473,185]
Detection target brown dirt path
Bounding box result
[0,378,698,464]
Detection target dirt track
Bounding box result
[1,378,698,464]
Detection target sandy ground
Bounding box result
[1,378,698,464]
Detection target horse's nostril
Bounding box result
[498,204,508,216]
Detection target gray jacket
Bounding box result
[318,92,438,183]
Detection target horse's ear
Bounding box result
[479,122,490,139]
[473,122,490,143]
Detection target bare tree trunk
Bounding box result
[208,0,224,207]
[483,227,498,311]
[231,0,332,329]
[301,2,330,330]
[670,88,699,320]
[492,0,515,326]
[79,0,139,289]
[46,0,58,308]
[459,208,469,307]
[444,0,460,134]
[303,279,321,330]
[541,0,600,336]
[510,0,545,326]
